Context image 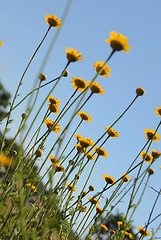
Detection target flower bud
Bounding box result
[136,87,145,96]
[11,150,17,156]
[21,113,28,120]
[63,70,69,77]
[35,149,43,158]
[147,168,155,175]
[39,73,47,81]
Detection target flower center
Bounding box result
[48,18,58,27]
[111,40,123,51]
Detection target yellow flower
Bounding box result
[88,197,100,204]
[75,134,82,141]
[120,173,130,183]
[26,183,37,192]
[136,87,145,96]
[88,185,95,191]
[75,143,86,153]
[124,232,133,239]
[144,128,161,143]
[66,183,77,192]
[71,77,88,91]
[110,230,116,235]
[155,107,161,117]
[47,104,59,114]
[86,152,95,160]
[65,47,84,63]
[51,163,64,172]
[93,61,111,78]
[0,154,13,166]
[79,137,94,148]
[103,175,117,185]
[137,226,151,236]
[45,14,62,28]
[140,151,153,163]
[89,81,105,94]
[117,221,123,227]
[100,224,108,232]
[95,205,105,215]
[49,155,61,163]
[93,146,108,157]
[106,126,119,138]
[78,111,92,122]
[0,40,2,46]
[105,32,132,53]
[151,149,161,159]
[48,95,60,106]
[44,118,61,134]
[78,204,87,213]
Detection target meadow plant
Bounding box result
[0,10,161,240]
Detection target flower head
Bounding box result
[49,155,61,163]
[136,87,145,96]
[78,204,87,213]
[52,163,64,172]
[45,14,62,28]
[0,40,2,46]
[44,118,61,134]
[78,111,92,122]
[86,152,95,160]
[48,95,60,106]
[71,77,88,91]
[144,128,161,143]
[100,224,108,232]
[65,47,84,63]
[93,146,108,157]
[79,137,94,148]
[155,107,161,117]
[88,197,100,204]
[103,175,117,185]
[120,173,130,183]
[75,134,82,141]
[105,32,132,53]
[140,151,153,163]
[47,104,59,114]
[96,206,105,215]
[151,149,161,159]
[93,61,111,78]
[26,183,37,192]
[66,183,77,192]
[75,143,86,153]
[106,126,119,138]
[89,185,95,191]
[124,232,133,239]
[89,81,105,94]
[137,226,151,236]
[0,154,13,166]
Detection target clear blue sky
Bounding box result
[0,0,161,236]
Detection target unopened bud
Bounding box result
[147,168,155,175]
[39,73,47,81]
[35,149,43,158]
[136,87,145,96]
[63,70,69,77]
[11,150,17,156]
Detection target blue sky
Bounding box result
[0,0,161,237]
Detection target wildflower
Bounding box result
[49,155,61,163]
[65,47,84,63]
[51,163,64,172]
[103,175,117,185]
[75,143,86,153]
[89,81,105,94]
[93,146,108,157]
[88,185,95,191]
[48,96,60,106]
[78,111,92,122]
[45,14,62,28]
[39,73,47,81]
[100,224,108,232]
[151,149,161,159]
[140,151,153,163]
[136,87,145,96]
[86,152,95,160]
[26,183,37,192]
[0,40,2,46]
[35,149,43,158]
[78,204,87,212]
[44,118,61,134]
[106,126,119,138]
[88,197,100,204]
[147,168,155,175]
[155,107,161,117]
[66,183,77,192]
[0,153,13,166]
[110,230,116,235]
[47,104,59,114]
[79,137,94,148]
[63,70,69,77]
[61,236,65,239]
[120,173,130,183]
[95,205,105,215]
[93,61,111,78]
[144,128,161,143]
[124,232,133,239]
[105,32,132,53]
[118,221,124,229]
[71,77,88,91]
[75,134,82,141]
[137,226,151,236]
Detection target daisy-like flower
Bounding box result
[93,61,111,78]
[71,77,88,91]
[140,151,153,163]
[51,163,64,172]
[106,126,119,138]
[0,153,13,166]
[44,118,61,134]
[45,14,62,28]
[151,149,161,159]
[95,205,105,215]
[48,95,60,106]
[124,232,133,239]
[79,137,94,148]
[88,197,100,204]
[93,146,108,158]
[78,111,92,122]
[47,104,59,114]
[0,40,3,46]
[120,173,130,183]
[89,81,105,95]
[66,183,77,192]
[105,32,132,53]
[26,183,37,192]
[117,221,123,228]
[137,226,151,236]
[86,152,95,160]
[65,47,84,63]
[100,224,108,232]
[75,134,82,141]
[103,175,117,185]
[49,155,61,163]
[144,128,161,143]
[75,143,86,153]
[155,107,161,117]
